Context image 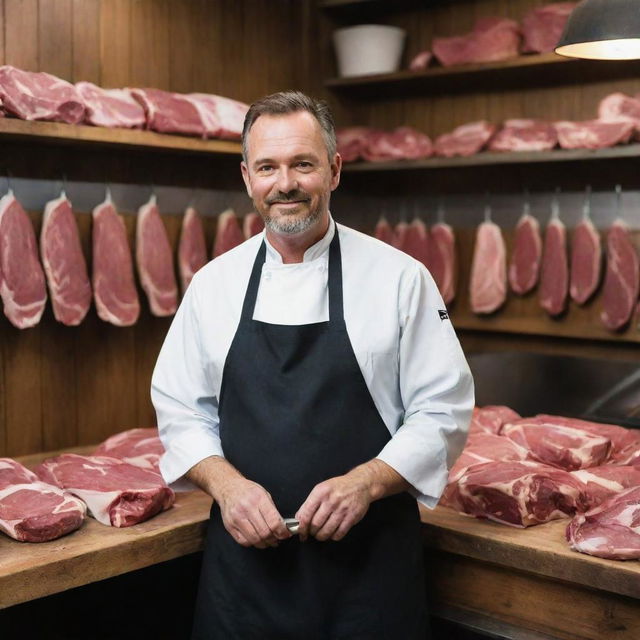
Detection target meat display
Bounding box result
[432,18,521,67]
[469,221,507,314]
[508,212,542,295]
[178,207,208,294]
[374,216,396,245]
[434,121,496,157]
[428,222,456,305]
[569,217,601,305]
[40,194,92,326]
[130,88,205,137]
[362,127,432,162]
[488,119,557,152]
[0,65,85,124]
[538,216,568,316]
[213,209,245,257]
[600,219,639,331]
[75,82,146,129]
[501,418,612,471]
[401,219,429,265]
[597,92,640,135]
[35,454,174,527]
[408,50,433,71]
[243,212,264,239]
[187,93,248,140]
[566,486,640,559]
[453,460,587,528]
[0,191,47,329]
[93,428,164,473]
[521,3,578,54]
[571,465,640,509]
[554,120,634,150]
[92,195,140,326]
[136,195,178,317]
[0,458,86,542]
[470,405,522,437]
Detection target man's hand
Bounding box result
[186,456,291,549]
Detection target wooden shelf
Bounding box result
[319,0,429,10]
[0,117,242,157]
[326,53,640,97]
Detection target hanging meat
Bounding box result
[212,209,245,257]
[402,218,429,267]
[178,207,208,294]
[243,212,264,239]
[92,194,140,326]
[428,222,456,305]
[569,218,602,305]
[600,219,639,331]
[508,211,541,295]
[374,216,396,245]
[136,195,178,317]
[0,190,47,328]
[41,193,92,326]
[470,220,507,314]
[393,220,409,252]
[539,214,568,316]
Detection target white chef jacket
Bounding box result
[152,216,474,508]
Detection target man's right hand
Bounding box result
[186,456,290,549]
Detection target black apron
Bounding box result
[192,230,428,640]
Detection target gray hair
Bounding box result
[242,91,337,163]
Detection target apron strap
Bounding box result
[239,241,267,324]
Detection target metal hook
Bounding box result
[582,185,592,221]
[523,187,530,217]
[483,192,491,223]
[615,184,622,217]
[551,187,561,221]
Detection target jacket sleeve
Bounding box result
[376,263,474,508]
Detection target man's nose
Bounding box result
[275,167,298,193]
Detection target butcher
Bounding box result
[152,90,474,639]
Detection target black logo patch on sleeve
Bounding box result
[438,309,449,321]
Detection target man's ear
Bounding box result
[241,162,252,198]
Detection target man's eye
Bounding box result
[297,162,312,169]
[257,166,273,172]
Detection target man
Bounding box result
[152,91,473,639]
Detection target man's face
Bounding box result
[241,111,341,236]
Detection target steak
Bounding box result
[428,222,456,304]
[508,212,542,295]
[93,428,164,473]
[489,119,558,152]
[403,218,429,267]
[213,209,245,257]
[178,207,208,294]
[40,194,92,326]
[130,88,204,137]
[336,127,371,163]
[374,216,396,245]
[362,127,432,162]
[454,460,588,528]
[521,3,578,53]
[470,405,521,437]
[600,219,639,331]
[35,454,174,527]
[470,221,507,314]
[92,195,140,326]
[186,93,249,140]
[434,121,496,157]
[566,486,640,559]
[0,65,84,124]
[569,217,602,304]
[0,458,86,542]
[554,120,634,150]
[539,217,568,316]
[75,82,146,129]
[571,465,640,509]
[243,212,265,239]
[598,92,640,138]
[0,191,47,328]
[433,17,520,67]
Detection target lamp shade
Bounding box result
[555,0,640,60]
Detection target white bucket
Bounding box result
[333,24,406,78]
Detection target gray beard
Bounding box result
[263,206,322,235]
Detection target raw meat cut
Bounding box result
[402,219,429,266]
[0,191,47,329]
[336,127,371,163]
[243,212,264,239]
[0,458,86,542]
[434,121,496,157]
[136,195,178,317]
[470,405,521,437]
[409,51,432,71]
[186,93,249,140]
[554,120,634,150]
[508,212,542,295]
[92,195,140,326]
[454,460,588,527]
[35,454,174,527]
[374,216,396,245]
[75,82,146,129]
[40,194,92,326]
[130,88,205,137]
[433,18,520,67]
[502,417,612,471]
[572,465,640,509]
[598,92,640,136]
[362,127,432,162]
[213,209,244,257]
[428,222,456,304]
[539,217,568,316]
[489,119,558,152]
[93,428,164,472]
[178,207,208,294]
[393,221,409,251]
[521,3,578,54]
[600,219,639,331]
[469,221,507,314]
[0,65,85,124]
[569,217,601,304]
[566,486,640,559]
